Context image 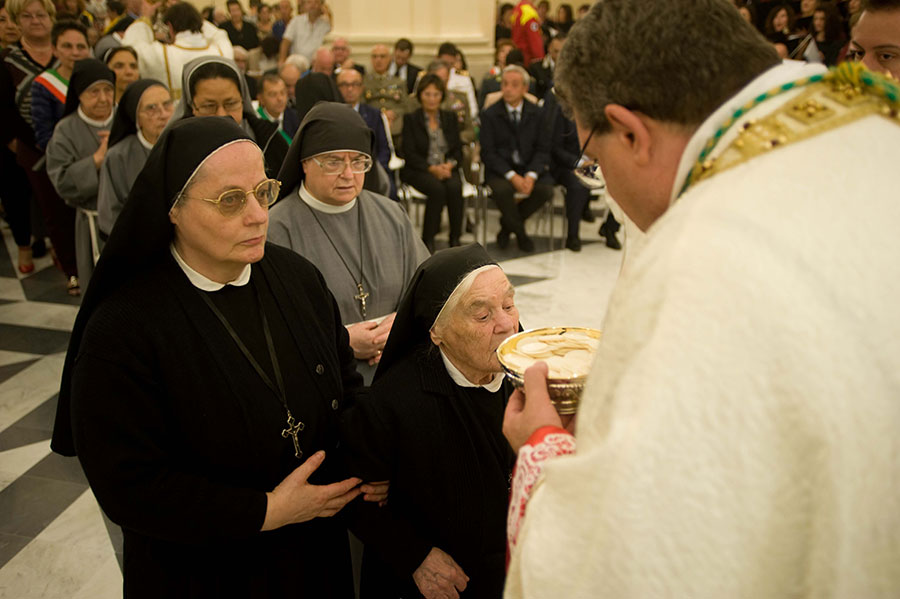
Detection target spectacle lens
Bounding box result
[313,155,373,175]
[201,179,282,216]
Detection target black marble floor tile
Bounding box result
[27,451,87,485]
[0,473,86,540]
[0,358,40,386]
[0,323,70,355]
[0,426,51,451]
[20,266,82,306]
[0,532,31,569]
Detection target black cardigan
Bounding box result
[70,244,361,598]
[400,108,463,174]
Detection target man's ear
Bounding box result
[429,328,442,347]
[604,104,652,167]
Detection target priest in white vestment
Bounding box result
[502,2,900,598]
[121,3,232,100]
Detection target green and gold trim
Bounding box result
[679,63,900,198]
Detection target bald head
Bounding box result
[332,36,351,64]
[311,46,335,75]
[371,43,391,74]
[278,63,301,99]
[336,67,363,104]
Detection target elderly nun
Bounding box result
[51,116,388,597]
[342,243,519,599]
[97,78,174,236]
[46,57,115,292]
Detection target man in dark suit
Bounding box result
[336,67,395,199]
[480,65,553,252]
[256,73,300,142]
[528,34,563,99]
[389,38,422,94]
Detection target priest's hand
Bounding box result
[261,450,362,531]
[503,361,564,452]
[413,547,469,599]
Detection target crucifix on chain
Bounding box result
[354,283,369,318]
[281,411,305,459]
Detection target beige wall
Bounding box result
[187,0,498,81]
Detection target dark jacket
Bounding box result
[343,346,515,598]
[544,92,581,182]
[281,105,300,138]
[399,108,462,174]
[480,97,550,181]
[357,102,391,173]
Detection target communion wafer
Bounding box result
[503,330,599,378]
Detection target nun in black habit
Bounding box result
[51,116,385,598]
[342,244,519,599]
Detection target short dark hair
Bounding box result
[164,2,204,34]
[51,19,88,46]
[106,0,125,15]
[416,72,446,104]
[555,0,780,134]
[506,48,526,66]
[537,1,549,9]
[394,37,413,53]
[862,0,900,10]
[226,0,243,13]
[104,45,138,64]
[258,72,284,95]
[189,61,241,98]
[437,42,458,57]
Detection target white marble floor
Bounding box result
[0,204,624,597]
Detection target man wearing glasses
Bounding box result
[269,102,429,383]
[503,0,900,597]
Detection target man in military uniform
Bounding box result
[363,43,411,136]
[437,41,478,120]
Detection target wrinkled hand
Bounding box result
[360,480,389,506]
[510,174,527,195]
[262,451,362,531]
[503,361,563,452]
[92,131,110,169]
[413,547,469,599]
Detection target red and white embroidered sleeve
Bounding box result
[507,426,576,552]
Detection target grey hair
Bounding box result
[554,0,780,134]
[282,54,310,73]
[502,64,531,87]
[431,265,504,332]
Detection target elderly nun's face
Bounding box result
[302,151,368,206]
[80,81,115,121]
[431,268,519,384]
[136,85,174,144]
[169,142,269,282]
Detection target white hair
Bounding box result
[282,54,310,73]
[431,265,504,332]
[502,64,531,86]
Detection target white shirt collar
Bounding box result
[262,106,283,124]
[77,105,114,128]
[170,244,252,291]
[670,60,827,205]
[440,348,505,392]
[299,181,357,214]
[136,128,154,150]
[505,101,523,114]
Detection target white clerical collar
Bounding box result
[440,348,505,392]
[299,181,357,214]
[137,128,154,150]
[670,60,827,205]
[77,105,114,128]
[170,244,252,291]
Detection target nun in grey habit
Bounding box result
[97,79,173,237]
[46,58,116,291]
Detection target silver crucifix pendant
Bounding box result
[281,411,305,459]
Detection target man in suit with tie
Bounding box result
[389,38,422,94]
[337,67,395,198]
[256,73,300,143]
[480,64,553,252]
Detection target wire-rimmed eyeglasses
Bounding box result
[188,179,282,217]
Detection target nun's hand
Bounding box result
[360,480,389,505]
[413,547,469,599]
[92,131,110,169]
[347,320,382,360]
[262,451,362,531]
